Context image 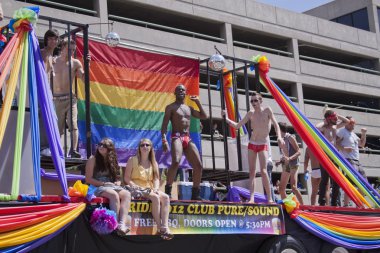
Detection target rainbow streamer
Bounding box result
[76,39,201,167]
[0,7,69,202]
[0,203,85,252]
[222,69,247,138]
[293,208,380,249]
[257,55,380,249]
[256,55,379,208]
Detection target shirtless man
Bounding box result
[304,147,322,205]
[161,84,208,200]
[222,92,284,203]
[39,29,59,156]
[53,39,85,158]
[316,109,349,206]
[41,29,59,77]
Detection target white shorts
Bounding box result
[311,168,321,179]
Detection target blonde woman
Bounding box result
[124,138,173,240]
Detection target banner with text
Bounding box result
[129,201,286,235]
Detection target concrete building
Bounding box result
[2,0,380,203]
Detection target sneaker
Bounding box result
[70,150,81,158]
[40,148,51,157]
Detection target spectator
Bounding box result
[124,138,173,240]
[85,138,132,236]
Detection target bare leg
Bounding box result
[118,190,131,228]
[72,129,79,150]
[100,190,120,219]
[290,168,303,205]
[311,177,321,206]
[247,150,257,203]
[279,171,291,200]
[258,151,273,203]
[326,180,330,206]
[166,139,183,186]
[147,192,161,232]
[159,192,170,231]
[183,142,203,188]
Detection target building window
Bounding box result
[331,8,369,31]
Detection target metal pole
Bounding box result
[220,73,231,186]
[244,63,251,139]
[232,59,243,172]
[83,25,92,158]
[255,64,260,92]
[206,63,216,171]
[67,24,73,158]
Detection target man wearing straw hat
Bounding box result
[316,109,349,206]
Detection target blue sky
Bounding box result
[255,0,333,13]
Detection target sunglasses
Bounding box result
[250,99,259,103]
[97,143,108,148]
[140,143,151,147]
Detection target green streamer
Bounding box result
[11,32,29,200]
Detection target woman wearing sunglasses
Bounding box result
[124,138,174,240]
[85,138,132,236]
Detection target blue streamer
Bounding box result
[26,31,41,202]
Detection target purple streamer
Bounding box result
[41,168,85,181]
[226,186,267,203]
[18,222,72,253]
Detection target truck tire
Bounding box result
[258,235,307,253]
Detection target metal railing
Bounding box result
[108,14,225,43]
[19,0,97,15]
[303,99,380,114]
[199,83,298,101]
[233,40,293,57]
[299,55,380,75]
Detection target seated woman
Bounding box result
[85,138,131,236]
[124,138,173,240]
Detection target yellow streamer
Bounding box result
[0,32,25,148]
[0,203,85,247]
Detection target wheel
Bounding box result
[259,235,307,253]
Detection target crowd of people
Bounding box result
[36,26,368,237]
[223,93,368,207]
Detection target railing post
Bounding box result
[83,25,92,158]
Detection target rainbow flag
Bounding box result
[76,39,201,167]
